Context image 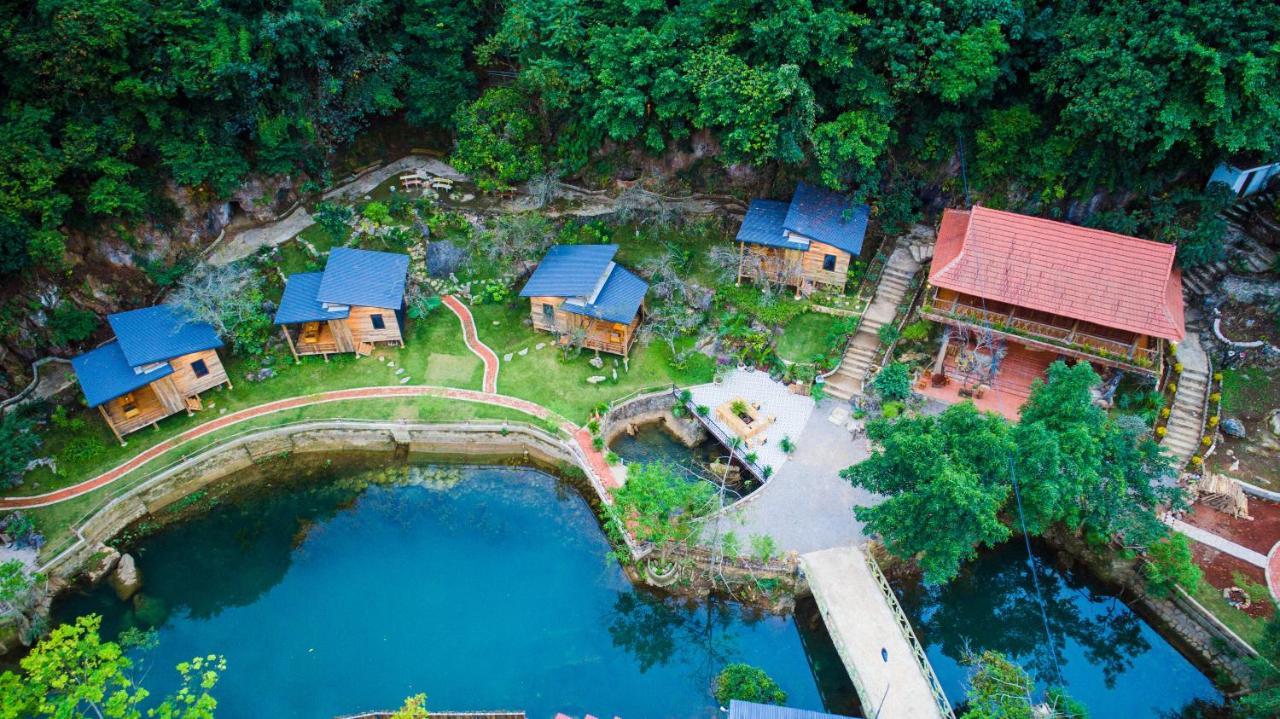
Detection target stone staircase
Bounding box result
[824,247,923,401]
[1183,190,1279,297]
[1161,334,1211,467]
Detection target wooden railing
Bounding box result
[864,552,957,719]
[922,292,1160,370]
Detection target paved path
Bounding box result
[1167,516,1269,566]
[443,295,500,393]
[704,399,876,553]
[803,546,952,719]
[1,386,579,510]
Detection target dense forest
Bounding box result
[0,0,1278,379]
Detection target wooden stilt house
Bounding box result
[734,182,870,293]
[275,247,410,361]
[71,305,230,444]
[519,244,649,357]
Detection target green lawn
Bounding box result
[1220,366,1278,421]
[10,309,481,499]
[1188,579,1271,648]
[470,301,713,421]
[29,395,550,559]
[775,311,842,362]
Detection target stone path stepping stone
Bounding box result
[378,356,386,363]
[535,342,546,350]
[399,377,411,384]
[518,348,529,356]
[503,353,513,362]
[388,361,396,368]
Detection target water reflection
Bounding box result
[896,542,1222,718]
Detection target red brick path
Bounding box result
[1,386,566,510]
[442,295,500,393]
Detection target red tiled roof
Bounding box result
[929,206,1185,341]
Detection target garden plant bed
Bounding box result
[1217,300,1280,347]
[1209,365,1280,488]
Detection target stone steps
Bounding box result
[1161,337,1211,467]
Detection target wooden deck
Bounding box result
[917,340,1060,420]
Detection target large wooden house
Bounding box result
[71,305,230,443]
[519,244,649,357]
[917,205,1186,418]
[734,181,870,292]
[275,247,410,361]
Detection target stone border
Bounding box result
[40,419,644,581]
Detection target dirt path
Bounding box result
[442,295,500,393]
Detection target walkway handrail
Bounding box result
[863,551,957,719]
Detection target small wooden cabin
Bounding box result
[735,182,869,293]
[71,305,230,444]
[519,244,649,357]
[275,247,410,361]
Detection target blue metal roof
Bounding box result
[274,272,351,325]
[781,181,870,255]
[561,264,648,324]
[71,341,175,408]
[107,305,223,367]
[728,700,858,719]
[316,247,409,309]
[519,244,620,298]
[736,199,807,250]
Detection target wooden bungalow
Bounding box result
[519,244,649,357]
[274,247,409,361]
[734,181,870,293]
[70,305,230,444]
[917,205,1186,418]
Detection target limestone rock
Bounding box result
[1222,418,1247,438]
[85,546,121,585]
[1268,409,1280,437]
[110,553,142,601]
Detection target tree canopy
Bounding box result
[2,0,1277,279]
[845,361,1183,583]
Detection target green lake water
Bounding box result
[53,462,856,718]
[897,542,1224,718]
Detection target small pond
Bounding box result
[896,542,1224,718]
[53,459,857,718]
[610,422,762,500]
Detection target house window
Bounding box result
[370,314,386,330]
[822,254,837,271]
[191,359,209,378]
[543,303,555,318]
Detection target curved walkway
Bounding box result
[442,295,500,393]
[0,386,577,510]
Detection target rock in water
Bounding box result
[110,553,142,601]
[1222,418,1247,438]
[85,546,121,585]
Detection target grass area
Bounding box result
[1188,579,1272,648]
[28,395,550,559]
[10,309,481,499]
[775,311,842,362]
[470,300,713,421]
[1220,366,1278,421]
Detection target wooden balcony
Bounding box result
[920,290,1162,375]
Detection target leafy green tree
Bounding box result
[714,663,787,706]
[871,362,912,402]
[811,109,892,196]
[1239,613,1280,718]
[961,650,1087,718]
[1142,534,1203,597]
[609,462,715,565]
[450,86,546,192]
[844,402,1014,583]
[313,202,354,244]
[0,614,225,719]
[389,693,429,719]
[0,412,41,489]
[47,303,99,347]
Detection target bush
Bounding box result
[361,201,392,225]
[714,663,787,706]
[899,320,931,343]
[605,451,620,465]
[407,295,442,319]
[750,534,778,563]
[779,436,795,454]
[695,404,710,416]
[48,303,97,347]
[877,323,900,346]
[872,362,912,402]
[1144,534,1202,597]
[0,413,40,488]
[881,400,904,419]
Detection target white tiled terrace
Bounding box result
[687,368,815,474]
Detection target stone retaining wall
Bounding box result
[600,390,707,448]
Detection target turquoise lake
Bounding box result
[53,462,855,718]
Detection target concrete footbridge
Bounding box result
[801,546,955,719]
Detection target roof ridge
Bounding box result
[971,204,1178,256]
